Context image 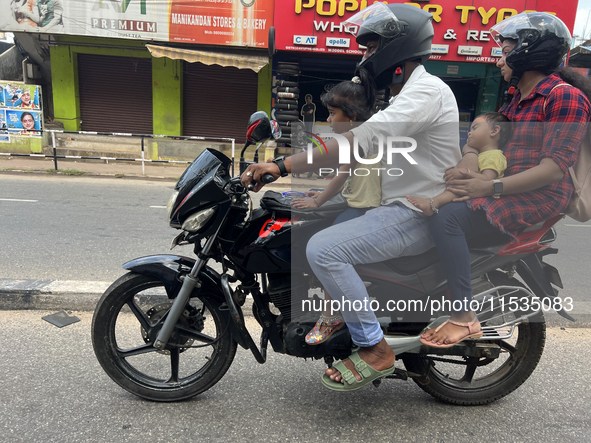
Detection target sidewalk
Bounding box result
[0,155,298,186]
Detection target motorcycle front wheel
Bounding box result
[92,272,237,402]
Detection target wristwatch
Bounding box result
[492,179,503,199]
[272,156,288,177]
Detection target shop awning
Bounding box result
[146,44,268,73]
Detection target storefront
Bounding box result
[272,0,578,142]
[2,0,275,143]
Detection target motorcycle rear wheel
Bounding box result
[92,272,237,402]
[402,272,546,405]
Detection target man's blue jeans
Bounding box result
[306,203,435,347]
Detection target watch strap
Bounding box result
[273,158,288,177]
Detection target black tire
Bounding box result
[402,272,546,406]
[277,92,299,100]
[279,125,292,134]
[275,103,299,111]
[276,79,298,87]
[276,137,292,144]
[276,99,298,106]
[277,63,300,75]
[91,272,237,402]
[276,109,299,117]
[277,86,300,94]
[275,113,299,122]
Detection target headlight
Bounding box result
[166,190,179,222]
[182,208,216,233]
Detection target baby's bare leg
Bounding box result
[407,190,458,216]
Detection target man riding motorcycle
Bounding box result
[242,3,473,391]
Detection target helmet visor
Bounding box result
[343,3,401,39]
[490,13,533,46]
[490,12,572,48]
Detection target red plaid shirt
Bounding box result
[468,73,591,237]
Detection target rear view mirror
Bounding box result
[246,111,273,144]
[240,112,283,175]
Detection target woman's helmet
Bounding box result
[344,3,433,89]
[490,12,572,75]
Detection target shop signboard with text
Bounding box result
[169,0,273,47]
[274,0,578,63]
[0,0,273,48]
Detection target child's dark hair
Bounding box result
[479,112,512,148]
[320,68,376,122]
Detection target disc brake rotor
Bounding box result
[140,303,205,355]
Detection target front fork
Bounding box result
[153,224,223,351]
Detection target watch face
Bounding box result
[493,181,503,194]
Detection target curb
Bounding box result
[0,279,256,315]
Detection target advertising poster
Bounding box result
[0,0,169,40]
[6,109,42,134]
[0,82,43,138]
[0,109,7,131]
[169,0,274,47]
[274,0,578,63]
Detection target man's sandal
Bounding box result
[321,351,396,392]
[419,319,483,349]
[305,314,345,345]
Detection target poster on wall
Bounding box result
[0,82,43,138]
[274,0,578,64]
[0,109,7,132]
[6,110,42,134]
[0,0,274,47]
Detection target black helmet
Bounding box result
[490,12,572,75]
[344,3,433,89]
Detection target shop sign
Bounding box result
[274,0,577,64]
[326,37,350,47]
[295,35,318,45]
[458,46,483,56]
[0,0,274,48]
[432,44,449,54]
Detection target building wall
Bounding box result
[50,36,271,139]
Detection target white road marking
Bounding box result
[150,206,167,209]
[0,198,38,202]
[564,224,591,227]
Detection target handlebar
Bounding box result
[247,173,276,191]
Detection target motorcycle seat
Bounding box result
[384,231,511,275]
[260,190,348,219]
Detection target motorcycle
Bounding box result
[91,111,573,404]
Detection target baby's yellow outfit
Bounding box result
[478,149,507,177]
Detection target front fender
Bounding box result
[123,254,223,302]
[123,254,249,348]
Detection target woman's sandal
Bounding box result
[419,319,483,349]
[321,351,396,392]
[305,313,345,345]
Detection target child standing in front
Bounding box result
[407,112,511,215]
[290,69,379,344]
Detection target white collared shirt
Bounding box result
[351,65,460,209]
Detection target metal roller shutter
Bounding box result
[78,54,153,134]
[183,62,258,143]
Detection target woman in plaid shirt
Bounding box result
[421,12,591,348]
